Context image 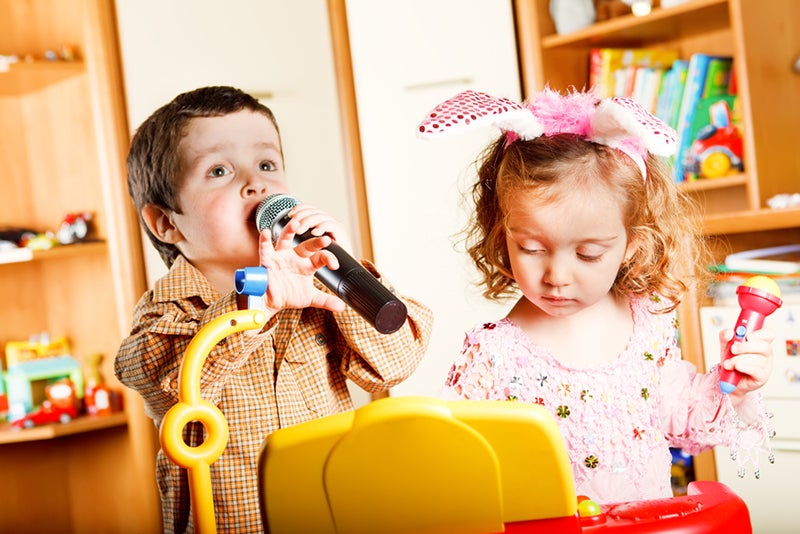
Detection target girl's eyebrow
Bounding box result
[508,227,620,245]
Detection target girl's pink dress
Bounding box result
[442,296,773,504]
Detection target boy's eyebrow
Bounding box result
[254,141,281,150]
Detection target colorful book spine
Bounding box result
[588,48,678,99]
[703,56,734,98]
[673,53,716,182]
[666,60,689,131]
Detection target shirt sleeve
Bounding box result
[328,261,434,393]
[114,290,270,421]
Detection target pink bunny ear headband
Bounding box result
[417,88,677,181]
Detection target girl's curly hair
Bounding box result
[464,133,711,312]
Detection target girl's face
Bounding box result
[504,184,635,317]
[169,110,288,277]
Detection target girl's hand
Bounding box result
[719,327,775,404]
[257,205,349,313]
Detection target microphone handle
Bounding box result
[272,216,407,334]
[718,309,767,393]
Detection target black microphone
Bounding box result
[255,194,408,334]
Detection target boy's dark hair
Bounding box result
[127,86,281,267]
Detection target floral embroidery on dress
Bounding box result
[441,296,775,504]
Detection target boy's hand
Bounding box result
[719,327,775,404]
[258,204,349,313]
[278,203,353,253]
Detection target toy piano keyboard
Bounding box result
[159,269,753,534]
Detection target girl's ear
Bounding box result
[623,235,638,265]
[141,204,183,244]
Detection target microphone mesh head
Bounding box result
[255,193,299,232]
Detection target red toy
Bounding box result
[684,98,744,180]
[719,276,782,394]
[11,379,79,429]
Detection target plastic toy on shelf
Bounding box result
[11,378,79,429]
[159,269,754,534]
[3,334,84,423]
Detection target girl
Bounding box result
[417,88,775,504]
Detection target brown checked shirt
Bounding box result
[115,255,433,533]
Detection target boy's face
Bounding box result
[167,110,287,280]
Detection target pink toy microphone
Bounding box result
[719,275,782,394]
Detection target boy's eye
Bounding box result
[209,165,231,178]
[259,160,277,172]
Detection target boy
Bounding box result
[116,86,433,533]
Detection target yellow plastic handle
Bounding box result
[159,309,267,534]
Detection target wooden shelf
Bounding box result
[0,412,127,444]
[541,0,729,49]
[680,173,748,193]
[0,60,85,95]
[703,207,800,235]
[0,241,106,265]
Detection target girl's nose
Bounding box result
[543,255,571,287]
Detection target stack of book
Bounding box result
[588,48,743,183]
[707,245,800,305]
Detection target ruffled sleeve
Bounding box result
[442,323,510,401]
[659,356,775,478]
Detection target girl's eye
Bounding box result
[520,245,545,255]
[259,160,277,172]
[209,165,231,178]
[578,253,603,263]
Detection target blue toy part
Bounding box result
[234,266,268,311]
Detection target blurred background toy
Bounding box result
[11,378,79,429]
[3,334,84,424]
[56,211,93,245]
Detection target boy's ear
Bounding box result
[141,204,183,244]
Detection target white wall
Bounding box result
[346,0,521,397]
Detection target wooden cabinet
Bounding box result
[0,1,160,531]
[513,0,800,481]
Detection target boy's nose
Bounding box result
[243,176,269,198]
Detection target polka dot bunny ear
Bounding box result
[417,90,544,140]
[591,97,677,158]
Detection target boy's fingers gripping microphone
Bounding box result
[719,275,782,394]
[254,193,408,335]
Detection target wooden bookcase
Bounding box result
[0,0,160,531]
[513,0,800,481]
